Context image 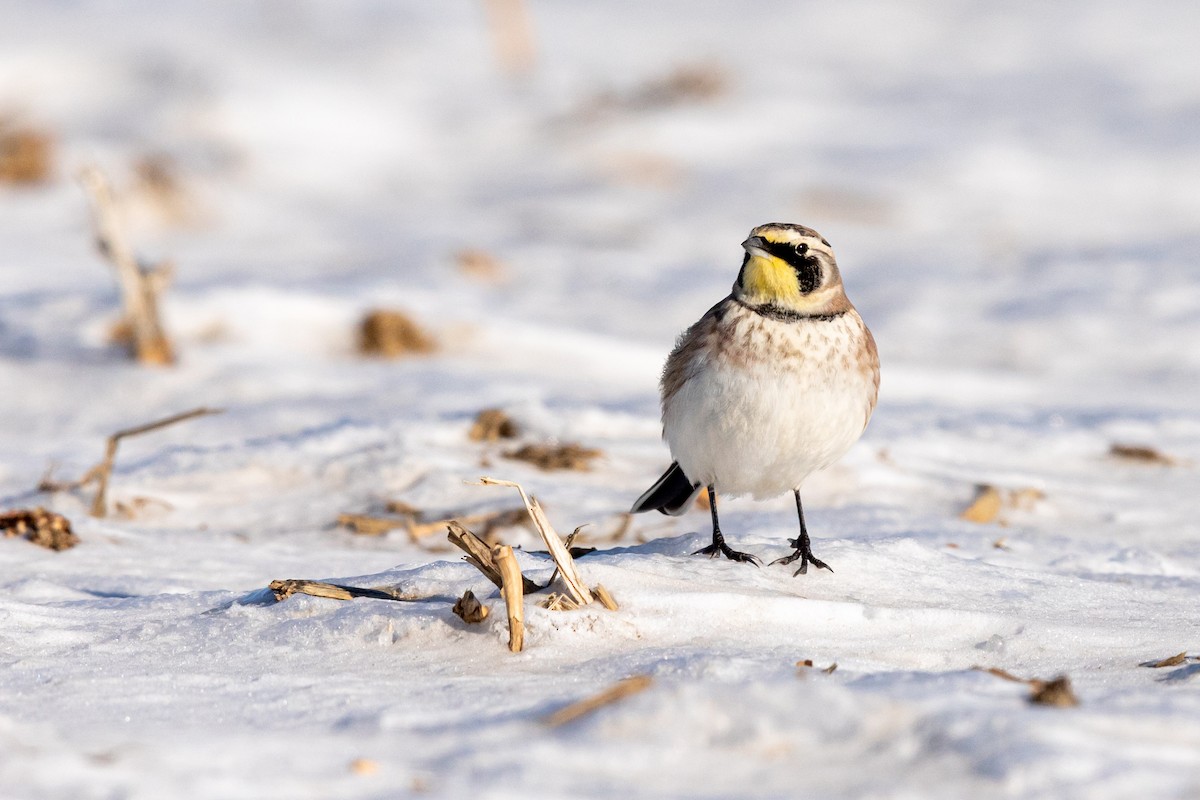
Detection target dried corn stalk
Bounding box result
[493,544,525,652]
[446,520,541,594]
[478,477,593,607]
[80,166,174,365]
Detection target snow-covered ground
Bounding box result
[2,2,1199,797]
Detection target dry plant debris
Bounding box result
[411,508,526,543]
[292,477,619,655]
[268,579,411,603]
[478,477,596,607]
[469,408,520,442]
[973,666,1080,707]
[446,520,542,594]
[452,590,489,624]
[591,584,618,611]
[455,249,509,282]
[357,309,436,358]
[336,512,406,536]
[1109,443,1180,466]
[604,65,726,111]
[40,407,221,518]
[340,503,527,545]
[80,166,175,365]
[0,123,54,184]
[1141,652,1189,668]
[493,544,525,652]
[960,484,1045,525]
[0,508,78,551]
[504,442,601,472]
[543,676,654,727]
[1028,676,1079,707]
[539,582,616,612]
[795,659,838,675]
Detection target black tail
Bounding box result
[631,462,700,516]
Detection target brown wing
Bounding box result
[660,296,733,416]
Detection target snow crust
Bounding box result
[2,2,1199,797]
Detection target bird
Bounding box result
[631,222,879,575]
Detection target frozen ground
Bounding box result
[2,1,1199,798]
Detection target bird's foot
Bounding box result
[770,537,833,576]
[693,541,762,566]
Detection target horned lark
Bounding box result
[632,223,879,574]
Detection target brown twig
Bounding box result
[79,165,174,365]
[972,666,1079,707]
[543,676,653,726]
[84,407,222,517]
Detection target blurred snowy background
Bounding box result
[2,2,1199,798]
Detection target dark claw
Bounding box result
[693,542,762,567]
[770,537,833,577]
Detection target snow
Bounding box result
[2,1,1200,797]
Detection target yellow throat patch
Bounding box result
[740,253,802,305]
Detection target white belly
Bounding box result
[663,314,875,499]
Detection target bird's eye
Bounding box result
[794,242,809,256]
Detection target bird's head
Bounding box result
[733,223,849,317]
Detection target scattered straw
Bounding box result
[1141,652,1188,668]
[961,485,1003,524]
[337,513,407,536]
[478,477,594,607]
[973,666,1079,707]
[543,676,653,727]
[469,409,520,442]
[961,484,1045,525]
[504,442,601,471]
[1,508,78,551]
[268,579,411,603]
[1109,443,1180,466]
[358,309,435,357]
[592,584,619,611]
[1029,676,1079,707]
[81,165,175,365]
[0,124,54,184]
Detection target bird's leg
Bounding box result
[770,490,833,576]
[692,485,761,566]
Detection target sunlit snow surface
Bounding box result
[2,2,1200,798]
